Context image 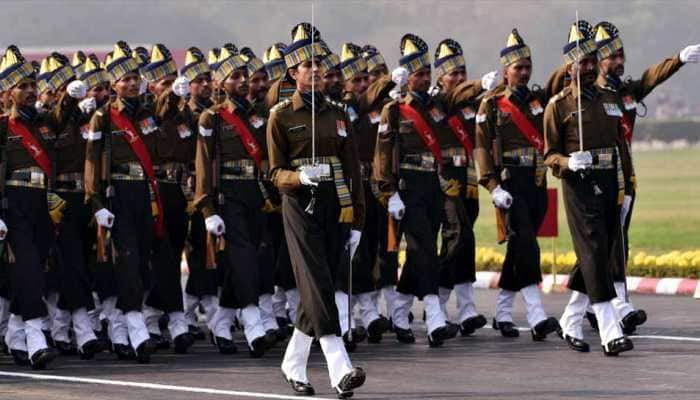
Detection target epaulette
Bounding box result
[548,87,570,105]
[206,109,216,115]
[600,85,617,94]
[270,98,292,113]
[95,110,104,117]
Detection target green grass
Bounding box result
[473,148,700,254]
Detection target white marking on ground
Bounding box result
[0,371,333,400]
[630,335,700,342]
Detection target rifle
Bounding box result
[0,128,12,264]
[96,108,114,263]
[489,98,514,244]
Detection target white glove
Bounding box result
[78,97,97,114]
[347,229,362,260]
[172,76,190,97]
[680,44,700,64]
[391,66,408,88]
[67,80,87,99]
[205,215,226,236]
[0,218,7,241]
[95,208,115,228]
[138,78,149,95]
[388,88,402,100]
[298,166,321,187]
[620,195,632,225]
[491,185,513,209]
[481,70,501,92]
[428,85,440,97]
[568,151,593,172]
[387,192,405,220]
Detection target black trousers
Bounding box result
[53,191,95,312]
[439,166,479,290]
[217,180,264,309]
[184,211,218,297]
[563,170,619,303]
[610,191,634,283]
[282,182,345,338]
[498,168,547,292]
[336,180,375,295]
[5,186,53,320]
[268,212,296,291]
[145,181,187,313]
[396,170,443,299]
[376,199,399,289]
[111,180,154,312]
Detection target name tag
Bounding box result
[288,125,306,134]
[460,107,475,120]
[529,99,544,116]
[603,103,623,117]
[369,111,381,124]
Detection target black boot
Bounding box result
[212,334,238,354]
[603,337,634,356]
[136,338,156,364]
[460,315,487,336]
[149,333,170,350]
[367,316,391,343]
[30,348,60,370]
[54,340,78,356]
[394,326,415,344]
[335,367,366,399]
[621,309,647,335]
[79,339,108,360]
[343,332,357,352]
[173,332,195,354]
[284,375,315,396]
[249,336,266,358]
[113,343,135,360]
[531,317,561,341]
[559,332,590,353]
[493,319,519,338]
[11,349,29,366]
[264,329,278,349]
[188,324,206,341]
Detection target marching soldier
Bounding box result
[0,45,60,369]
[38,53,108,359]
[265,42,296,110]
[432,38,498,336]
[140,44,196,353]
[338,42,395,345]
[545,21,634,355]
[85,41,159,363]
[269,22,366,398]
[362,45,390,85]
[180,47,220,340]
[195,45,268,357]
[373,34,460,347]
[586,22,700,333]
[474,30,560,340]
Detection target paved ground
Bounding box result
[1,290,699,400]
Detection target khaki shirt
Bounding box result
[543,84,633,183]
[51,92,91,176]
[154,89,196,165]
[84,98,159,211]
[372,92,458,197]
[0,106,57,175]
[194,97,268,218]
[474,85,547,191]
[267,90,365,230]
[265,75,296,110]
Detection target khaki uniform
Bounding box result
[267,91,364,338]
[543,83,633,303]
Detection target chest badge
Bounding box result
[622,95,636,111]
[369,111,381,124]
[460,106,475,120]
[529,99,544,116]
[177,124,192,139]
[336,120,347,137]
[140,117,158,135]
[249,115,265,129]
[429,107,445,122]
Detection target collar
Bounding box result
[11,105,38,123]
[114,96,141,115]
[189,96,212,113]
[570,82,598,101]
[226,95,250,113]
[292,90,326,112]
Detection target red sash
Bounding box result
[109,108,164,238]
[447,115,475,157]
[496,97,544,154]
[621,114,633,144]
[8,118,52,177]
[399,104,443,169]
[218,108,264,169]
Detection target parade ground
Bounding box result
[1,289,698,400]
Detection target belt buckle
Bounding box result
[421,155,434,170]
[318,163,331,178]
[453,155,465,167]
[30,171,43,185]
[129,164,144,178]
[245,165,255,175]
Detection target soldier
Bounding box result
[180,47,220,340]
[85,41,160,363]
[373,34,460,347]
[139,44,196,353]
[583,23,700,333]
[474,30,560,340]
[432,39,499,336]
[195,45,268,357]
[338,42,396,345]
[0,45,59,369]
[362,45,389,85]
[265,42,296,110]
[544,21,635,355]
[37,53,108,359]
[269,22,365,398]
